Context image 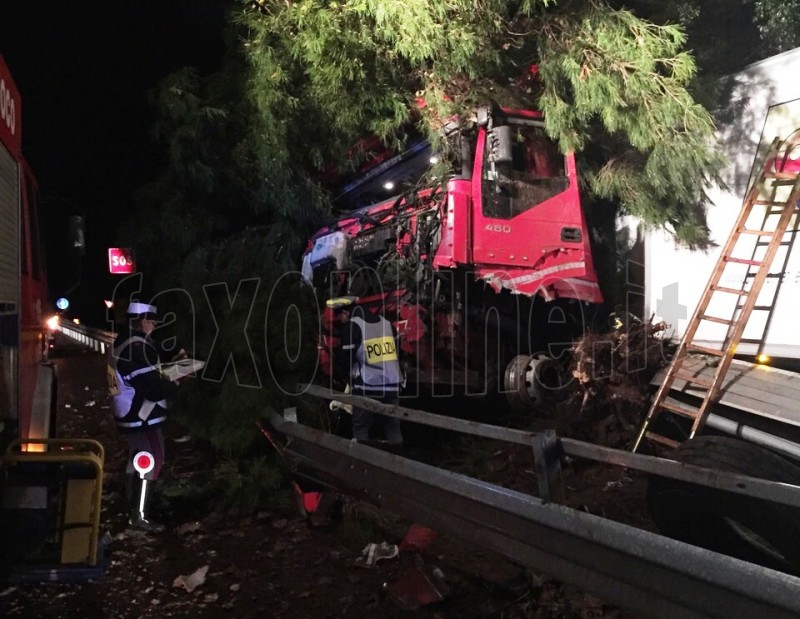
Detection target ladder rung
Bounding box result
[724,256,762,266]
[739,228,778,236]
[710,285,748,296]
[687,344,726,357]
[644,432,680,449]
[659,399,701,419]
[673,370,714,389]
[753,199,789,206]
[765,171,799,181]
[699,314,733,325]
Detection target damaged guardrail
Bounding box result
[276,385,800,619]
[301,384,800,509]
[268,413,800,618]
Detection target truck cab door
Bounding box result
[469,115,600,301]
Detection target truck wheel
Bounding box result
[503,354,563,413]
[648,436,800,574]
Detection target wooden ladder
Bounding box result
[633,136,800,452]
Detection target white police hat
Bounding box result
[127,302,158,316]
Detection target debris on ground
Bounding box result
[398,524,439,554]
[356,542,399,567]
[172,565,209,593]
[0,334,647,618]
[385,562,449,611]
[565,317,672,447]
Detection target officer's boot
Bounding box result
[128,477,166,533]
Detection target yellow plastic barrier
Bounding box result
[2,438,105,567]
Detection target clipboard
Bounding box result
[161,358,205,382]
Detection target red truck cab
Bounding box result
[303,105,601,406]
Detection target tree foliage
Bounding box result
[754,0,800,53]
[117,44,329,456]
[119,0,800,456]
[237,0,724,245]
[169,227,321,455]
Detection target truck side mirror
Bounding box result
[68,215,85,256]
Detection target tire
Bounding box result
[647,436,800,574]
[503,354,563,413]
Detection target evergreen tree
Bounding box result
[237,0,725,246]
[753,0,800,54]
[119,0,796,464]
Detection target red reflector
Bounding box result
[133,450,155,476]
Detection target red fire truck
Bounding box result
[0,53,52,446]
[0,54,105,582]
[303,105,602,408]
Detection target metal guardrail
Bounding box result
[57,322,115,354]
[302,384,800,510]
[269,412,800,619]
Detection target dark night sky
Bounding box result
[0,2,228,325]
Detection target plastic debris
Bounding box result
[330,384,354,414]
[398,524,439,553]
[173,565,209,593]
[386,565,449,610]
[357,542,399,567]
[329,400,353,414]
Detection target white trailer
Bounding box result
[628,49,800,574]
[644,46,800,358]
[633,46,800,462]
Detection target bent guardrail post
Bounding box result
[531,429,564,503]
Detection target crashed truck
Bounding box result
[302,104,602,408]
[300,47,800,575]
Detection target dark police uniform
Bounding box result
[111,333,170,435]
[108,302,175,532]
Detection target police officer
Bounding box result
[332,297,404,448]
[109,302,175,532]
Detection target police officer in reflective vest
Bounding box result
[109,302,175,532]
[334,298,404,448]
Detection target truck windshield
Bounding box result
[481,120,568,220]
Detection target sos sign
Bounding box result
[108,248,136,274]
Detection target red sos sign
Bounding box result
[108,248,136,274]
